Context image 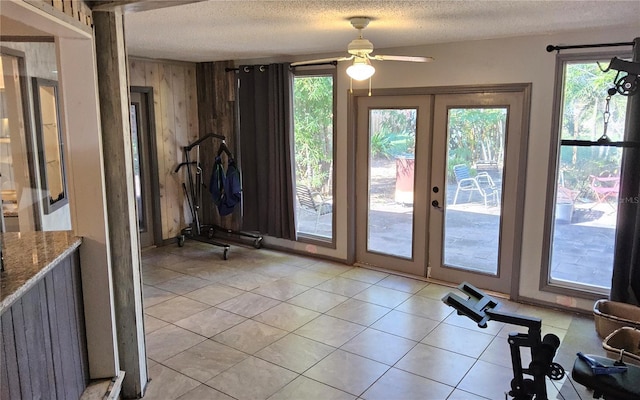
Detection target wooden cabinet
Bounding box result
[0,248,88,399]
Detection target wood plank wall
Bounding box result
[196,61,241,232]
[0,251,88,400]
[129,58,199,240]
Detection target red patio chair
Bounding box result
[589,174,620,205]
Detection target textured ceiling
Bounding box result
[124,0,640,62]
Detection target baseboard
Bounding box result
[107,371,125,400]
[81,371,125,400]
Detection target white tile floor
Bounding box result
[141,241,606,400]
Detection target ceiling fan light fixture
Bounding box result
[346,57,375,81]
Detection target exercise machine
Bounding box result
[175,134,231,259]
[443,282,564,399]
[572,352,640,399]
[442,282,640,400]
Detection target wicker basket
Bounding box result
[602,327,640,366]
[593,299,640,338]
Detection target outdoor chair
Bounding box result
[296,184,332,232]
[589,173,620,208]
[453,164,499,207]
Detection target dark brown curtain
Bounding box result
[610,37,640,305]
[238,63,296,239]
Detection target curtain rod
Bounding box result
[290,61,338,68]
[225,65,268,73]
[225,61,337,72]
[561,139,640,148]
[546,42,635,53]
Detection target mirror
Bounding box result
[32,77,67,214]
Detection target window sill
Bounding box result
[540,279,609,302]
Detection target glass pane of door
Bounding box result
[429,91,527,295]
[356,95,430,277]
[444,108,506,274]
[367,108,417,259]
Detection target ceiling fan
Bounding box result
[291,17,434,81]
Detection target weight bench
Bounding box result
[572,353,640,400]
[442,282,640,400]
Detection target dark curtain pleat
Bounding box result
[610,37,640,305]
[238,64,296,239]
[239,70,259,229]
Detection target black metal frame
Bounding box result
[443,282,564,400]
[175,134,263,258]
[546,42,635,53]
[175,134,231,259]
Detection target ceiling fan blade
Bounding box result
[291,56,353,67]
[372,55,434,62]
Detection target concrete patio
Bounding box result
[297,181,616,291]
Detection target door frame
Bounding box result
[348,84,531,298]
[130,86,162,247]
[429,91,530,295]
[1,46,40,231]
[354,95,432,276]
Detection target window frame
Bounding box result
[540,51,632,300]
[32,77,69,215]
[291,68,337,247]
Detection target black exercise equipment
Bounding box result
[175,134,263,259]
[443,282,564,400]
[572,353,640,400]
[442,282,640,400]
[175,134,231,259]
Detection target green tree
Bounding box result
[562,62,624,142]
[293,76,333,192]
[447,108,506,180]
[369,109,416,159]
[559,60,628,197]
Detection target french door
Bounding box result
[355,88,529,295]
[355,95,431,276]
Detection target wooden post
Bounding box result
[93,9,148,398]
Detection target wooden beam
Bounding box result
[87,0,206,13]
[93,8,148,397]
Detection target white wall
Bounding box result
[243,26,639,311]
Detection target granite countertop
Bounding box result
[1,231,82,313]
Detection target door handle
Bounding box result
[432,200,442,209]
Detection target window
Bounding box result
[32,77,68,214]
[544,53,630,296]
[292,72,335,242]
